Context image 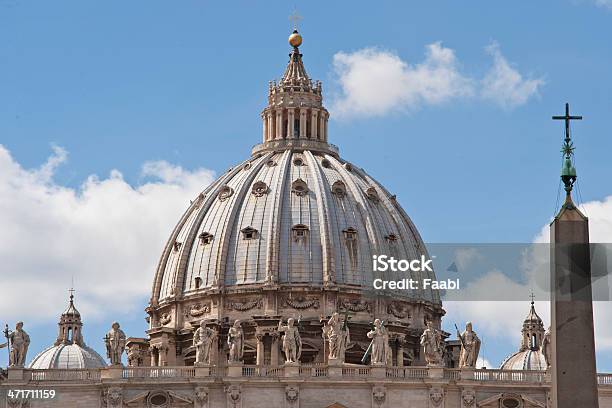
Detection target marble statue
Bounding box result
[278,317,302,363]
[105,321,126,365]
[7,322,30,367]
[458,322,481,368]
[420,321,444,366]
[366,319,391,365]
[227,320,244,363]
[193,320,217,365]
[542,326,552,368]
[322,312,350,362]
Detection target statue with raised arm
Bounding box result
[458,322,481,368]
[193,320,217,365]
[227,320,244,363]
[7,322,30,367]
[322,312,350,362]
[542,326,552,368]
[366,319,391,365]
[278,317,302,364]
[105,321,126,365]
[420,321,444,366]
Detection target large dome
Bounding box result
[151,149,438,303]
[144,30,443,367]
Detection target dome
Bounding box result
[500,348,547,371]
[151,150,439,303]
[28,344,106,370]
[500,300,547,371]
[28,292,107,369]
[145,30,443,367]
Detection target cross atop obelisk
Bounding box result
[553,103,582,195]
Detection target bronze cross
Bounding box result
[553,103,582,145]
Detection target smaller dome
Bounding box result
[500,349,547,371]
[28,344,106,369]
[288,30,302,47]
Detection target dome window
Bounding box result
[293,157,304,166]
[241,226,258,240]
[173,241,182,252]
[321,158,331,168]
[218,185,234,201]
[266,159,277,167]
[199,232,214,245]
[344,163,353,172]
[252,181,269,197]
[331,181,347,197]
[291,179,309,196]
[194,277,202,289]
[366,187,380,203]
[385,234,398,242]
[343,227,357,241]
[292,224,309,241]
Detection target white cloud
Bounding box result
[595,0,612,9]
[331,42,543,118]
[331,43,473,117]
[481,43,544,109]
[0,145,215,323]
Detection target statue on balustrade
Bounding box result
[105,321,126,366]
[420,321,444,366]
[322,312,350,363]
[227,320,244,363]
[193,320,217,365]
[5,322,30,367]
[278,317,302,364]
[457,321,481,368]
[542,326,552,368]
[365,319,391,366]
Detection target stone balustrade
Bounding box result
[3,366,610,386]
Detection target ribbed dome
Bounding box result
[151,150,439,303]
[500,349,547,371]
[28,344,106,369]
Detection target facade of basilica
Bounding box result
[1,30,611,408]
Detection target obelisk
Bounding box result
[550,103,599,408]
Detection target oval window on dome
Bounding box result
[266,159,277,167]
[241,226,258,240]
[321,158,331,168]
[293,157,304,166]
[366,187,380,203]
[344,163,353,172]
[218,185,234,201]
[291,179,309,196]
[252,181,268,197]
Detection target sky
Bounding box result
[1,0,611,371]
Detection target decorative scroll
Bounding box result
[338,298,371,313]
[284,295,319,310]
[226,298,263,311]
[387,301,411,319]
[185,303,211,318]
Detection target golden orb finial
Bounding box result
[288,29,302,48]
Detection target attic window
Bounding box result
[292,224,309,241]
[194,277,202,289]
[291,179,309,196]
[366,187,380,202]
[241,226,258,240]
[173,241,182,252]
[218,185,234,201]
[343,227,357,241]
[331,181,347,197]
[199,232,214,245]
[252,181,268,197]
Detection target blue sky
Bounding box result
[1,1,611,370]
